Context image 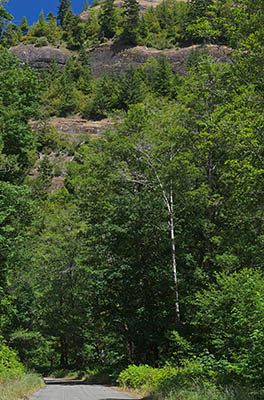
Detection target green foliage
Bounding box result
[3,0,264,392]
[117,363,264,399]
[29,10,48,38]
[118,65,146,109]
[82,0,89,12]
[0,182,33,264]
[0,339,24,380]
[25,10,62,46]
[57,0,71,27]
[83,8,100,47]
[90,73,120,118]
[99,0,118,40]
[0,374,44,400]
[121,0,140,44]
[152,55,175,97]
[35,36,49,47]
[19,16,29,35]
[191,269,264,386]
[0,0,13,35]
[62,9,85,50]
[186,0,264,47]
[0,47,39,181]
[0,23,22,47]
[36,124,72,154]
[9,330,51,371]
[117,362,212,391]
[138,0,188,48]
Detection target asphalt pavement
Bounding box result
[30,378,138,400]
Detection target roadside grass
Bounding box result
[117,364,264,400]
[144,385,264,400]
[0,374,45,400]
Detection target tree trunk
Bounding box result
[169,191,180,323]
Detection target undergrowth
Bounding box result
[118,364,264,400]
[0,374,45,400]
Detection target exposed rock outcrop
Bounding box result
[10,43,232,77]
[29,116,113,191]
[30,116,113,142]
[80,0,187,18]
[9,45,71,69]
[88,43,233,77]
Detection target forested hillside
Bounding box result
[1,0,264,398]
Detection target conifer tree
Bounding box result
[122,0,140,44]
[31,10,48,38]
[82,0,89,11]
[118,65,145,109]
[46,11,62,44]
[19,16,29,35]
[153,55,175,97]
[99,0,117,39]
[0,22,21,47]
[57,0,71,27]
[46,11,56,23]
[63,9,84,49]
[0,0,12,35]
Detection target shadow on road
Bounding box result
[44,378,86,385]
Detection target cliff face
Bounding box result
[80,0,187,17]
[30,116,113,141]
[9,43,232,76]
[9,45,71,69]
[88,43,232,77]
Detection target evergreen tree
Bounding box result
[91,73,120,118]
[0,22,21,47]
[62,5,75,40]
[188,0,213,20]
[19,16,29,35]
[57,0,71,27]
[83,8,100,46]
[122,0,140,44]
[30,10,48,38]
[0,0,12,35]
[82,0,89,11]
[99,0,117,39]
[63,10,84,49]
[0,47,39,181]
[46,11,56,23]
[118,65,145,110]
[46,11,62,44]
[76,50,93,94]
[153,55,175,97]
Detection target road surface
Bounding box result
[30,378,138,400]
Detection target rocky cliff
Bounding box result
[80,0,186,17]
[9,45,71,69]
[88,43,232,77]
[9,43,232,76]
[30,116,113,141]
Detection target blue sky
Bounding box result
[5,0,88,26]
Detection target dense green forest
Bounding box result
[1,0,264,398]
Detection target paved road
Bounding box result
[30,378,138,400]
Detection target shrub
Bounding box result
[35,36,49,47]
[117,362,211,393]
[118,365,153,389]
[0,340,25,381]
[0,374,44,400]
[191,268,264,386]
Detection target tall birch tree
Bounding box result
[106,99,201,323]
